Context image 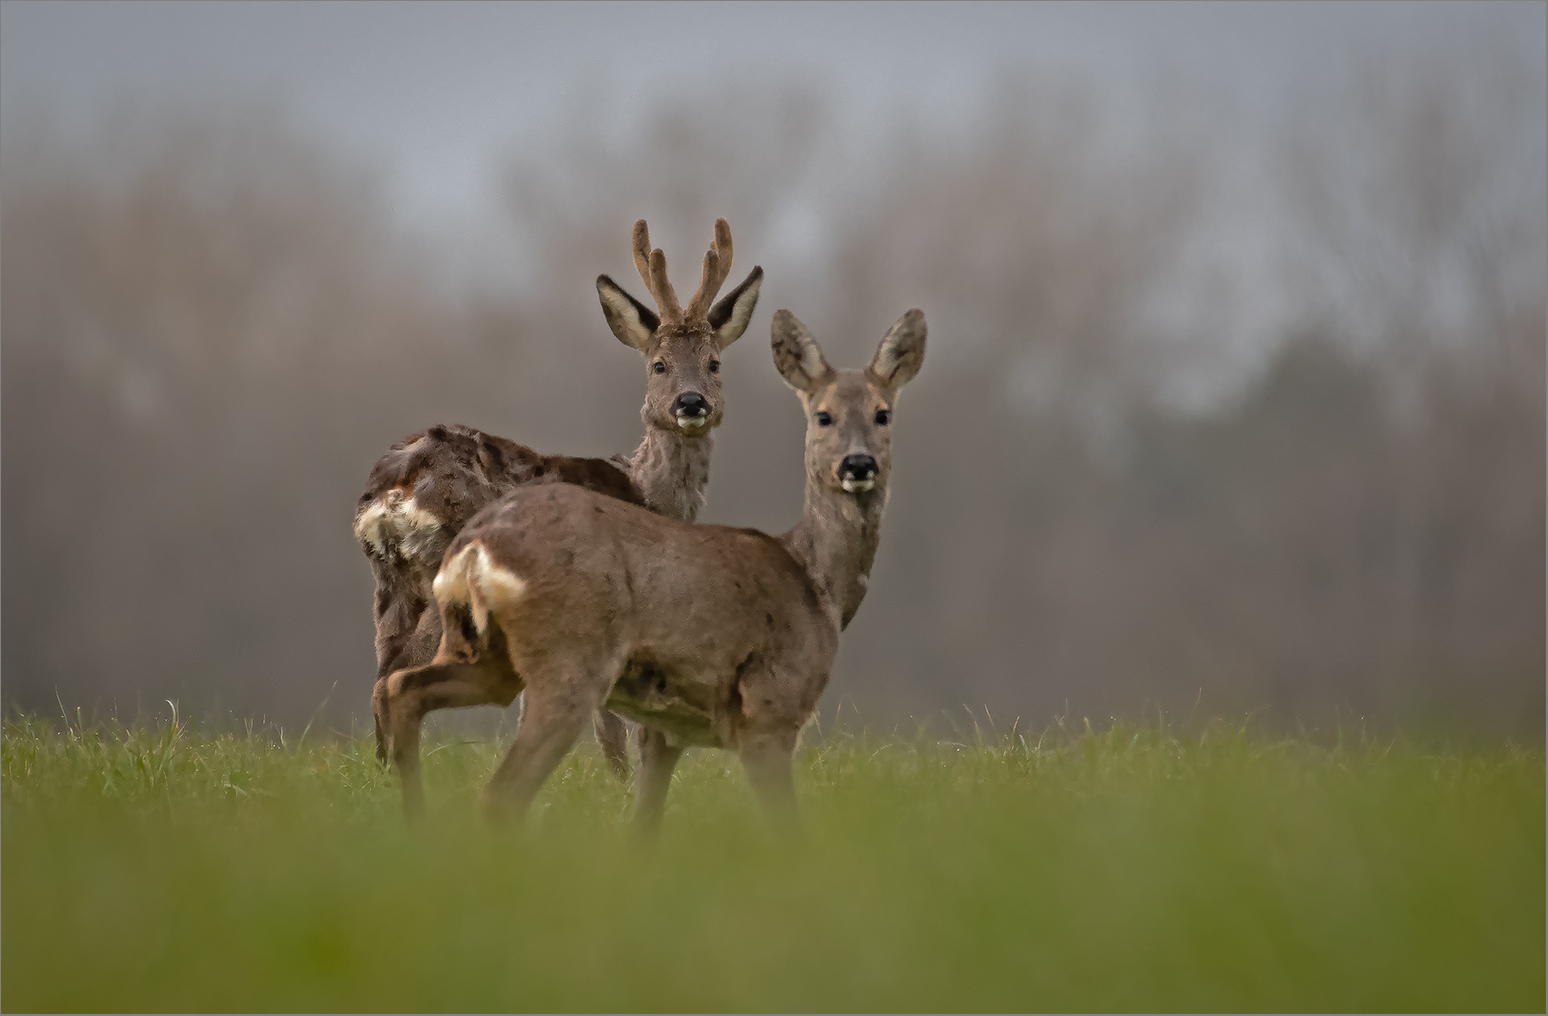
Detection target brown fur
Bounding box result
[357,220,763,773]
[357,423,644,685]
[378,308,927,832]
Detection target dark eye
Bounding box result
[815,411,833,427]
[708,359,720,373]
[652,361,667,375]
[875,409,891,426]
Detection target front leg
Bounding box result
[738,730,801,839]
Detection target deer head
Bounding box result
[595,219,763,436]
[771,308,927,499]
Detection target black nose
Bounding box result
[674,392,708,417]
[839,454,878,480]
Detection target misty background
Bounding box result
[3,1,1544,737]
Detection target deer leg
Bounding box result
[632,727,683,837]
[373,697,389,765]
[372,597,442,764]
[738,731,802,838]
[481,661,613,824]
[594,708,632,782]
[381,656,518,820]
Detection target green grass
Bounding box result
[2,711,1542,1013]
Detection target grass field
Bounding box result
[2,711,1542,1012]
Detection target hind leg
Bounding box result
[516,693,628,785]
[381,654,518,820]
[373,596,442,763]
[633,728,683,837]
[594,709,632,782]
[482,655,617,824]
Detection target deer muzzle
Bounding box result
[838,453,879,493]
[673,391,711,431]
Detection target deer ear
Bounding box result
[596,275,659,350]
[771,310,832,392]
[708,266,763,349]
[866,309,926,389]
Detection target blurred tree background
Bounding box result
[2,15,1542,736]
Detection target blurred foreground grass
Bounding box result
[2,712,1542,1012]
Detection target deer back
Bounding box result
[355,423,642,569]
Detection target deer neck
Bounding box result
[782,483,886,632]
[625,425,714,523]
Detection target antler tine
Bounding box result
[685,218,736,321]
[631,220,654,295]
[712,217,733,279]
[685,247,721,322]
[648,248,683,323]
[630,219,682,324]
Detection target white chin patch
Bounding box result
[840,477,876,493]
[676,415,709,430]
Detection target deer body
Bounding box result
[439,486,841,751]
[356,219,762,772]
[378,308,926,830]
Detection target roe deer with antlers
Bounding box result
[355,219,762,776]
[376,307,926,829]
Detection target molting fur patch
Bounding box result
[353,489,444,558]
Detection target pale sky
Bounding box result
[3,0,1542,407]
[4,1,1538,230]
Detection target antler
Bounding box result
[684,218,734,322]
[631,218,737,328]
[632,219,683,326]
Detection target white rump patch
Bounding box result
[353,489,442,555]
[433,540,526,634]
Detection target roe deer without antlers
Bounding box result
[377,308,926,830]
[355,219,762,776]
